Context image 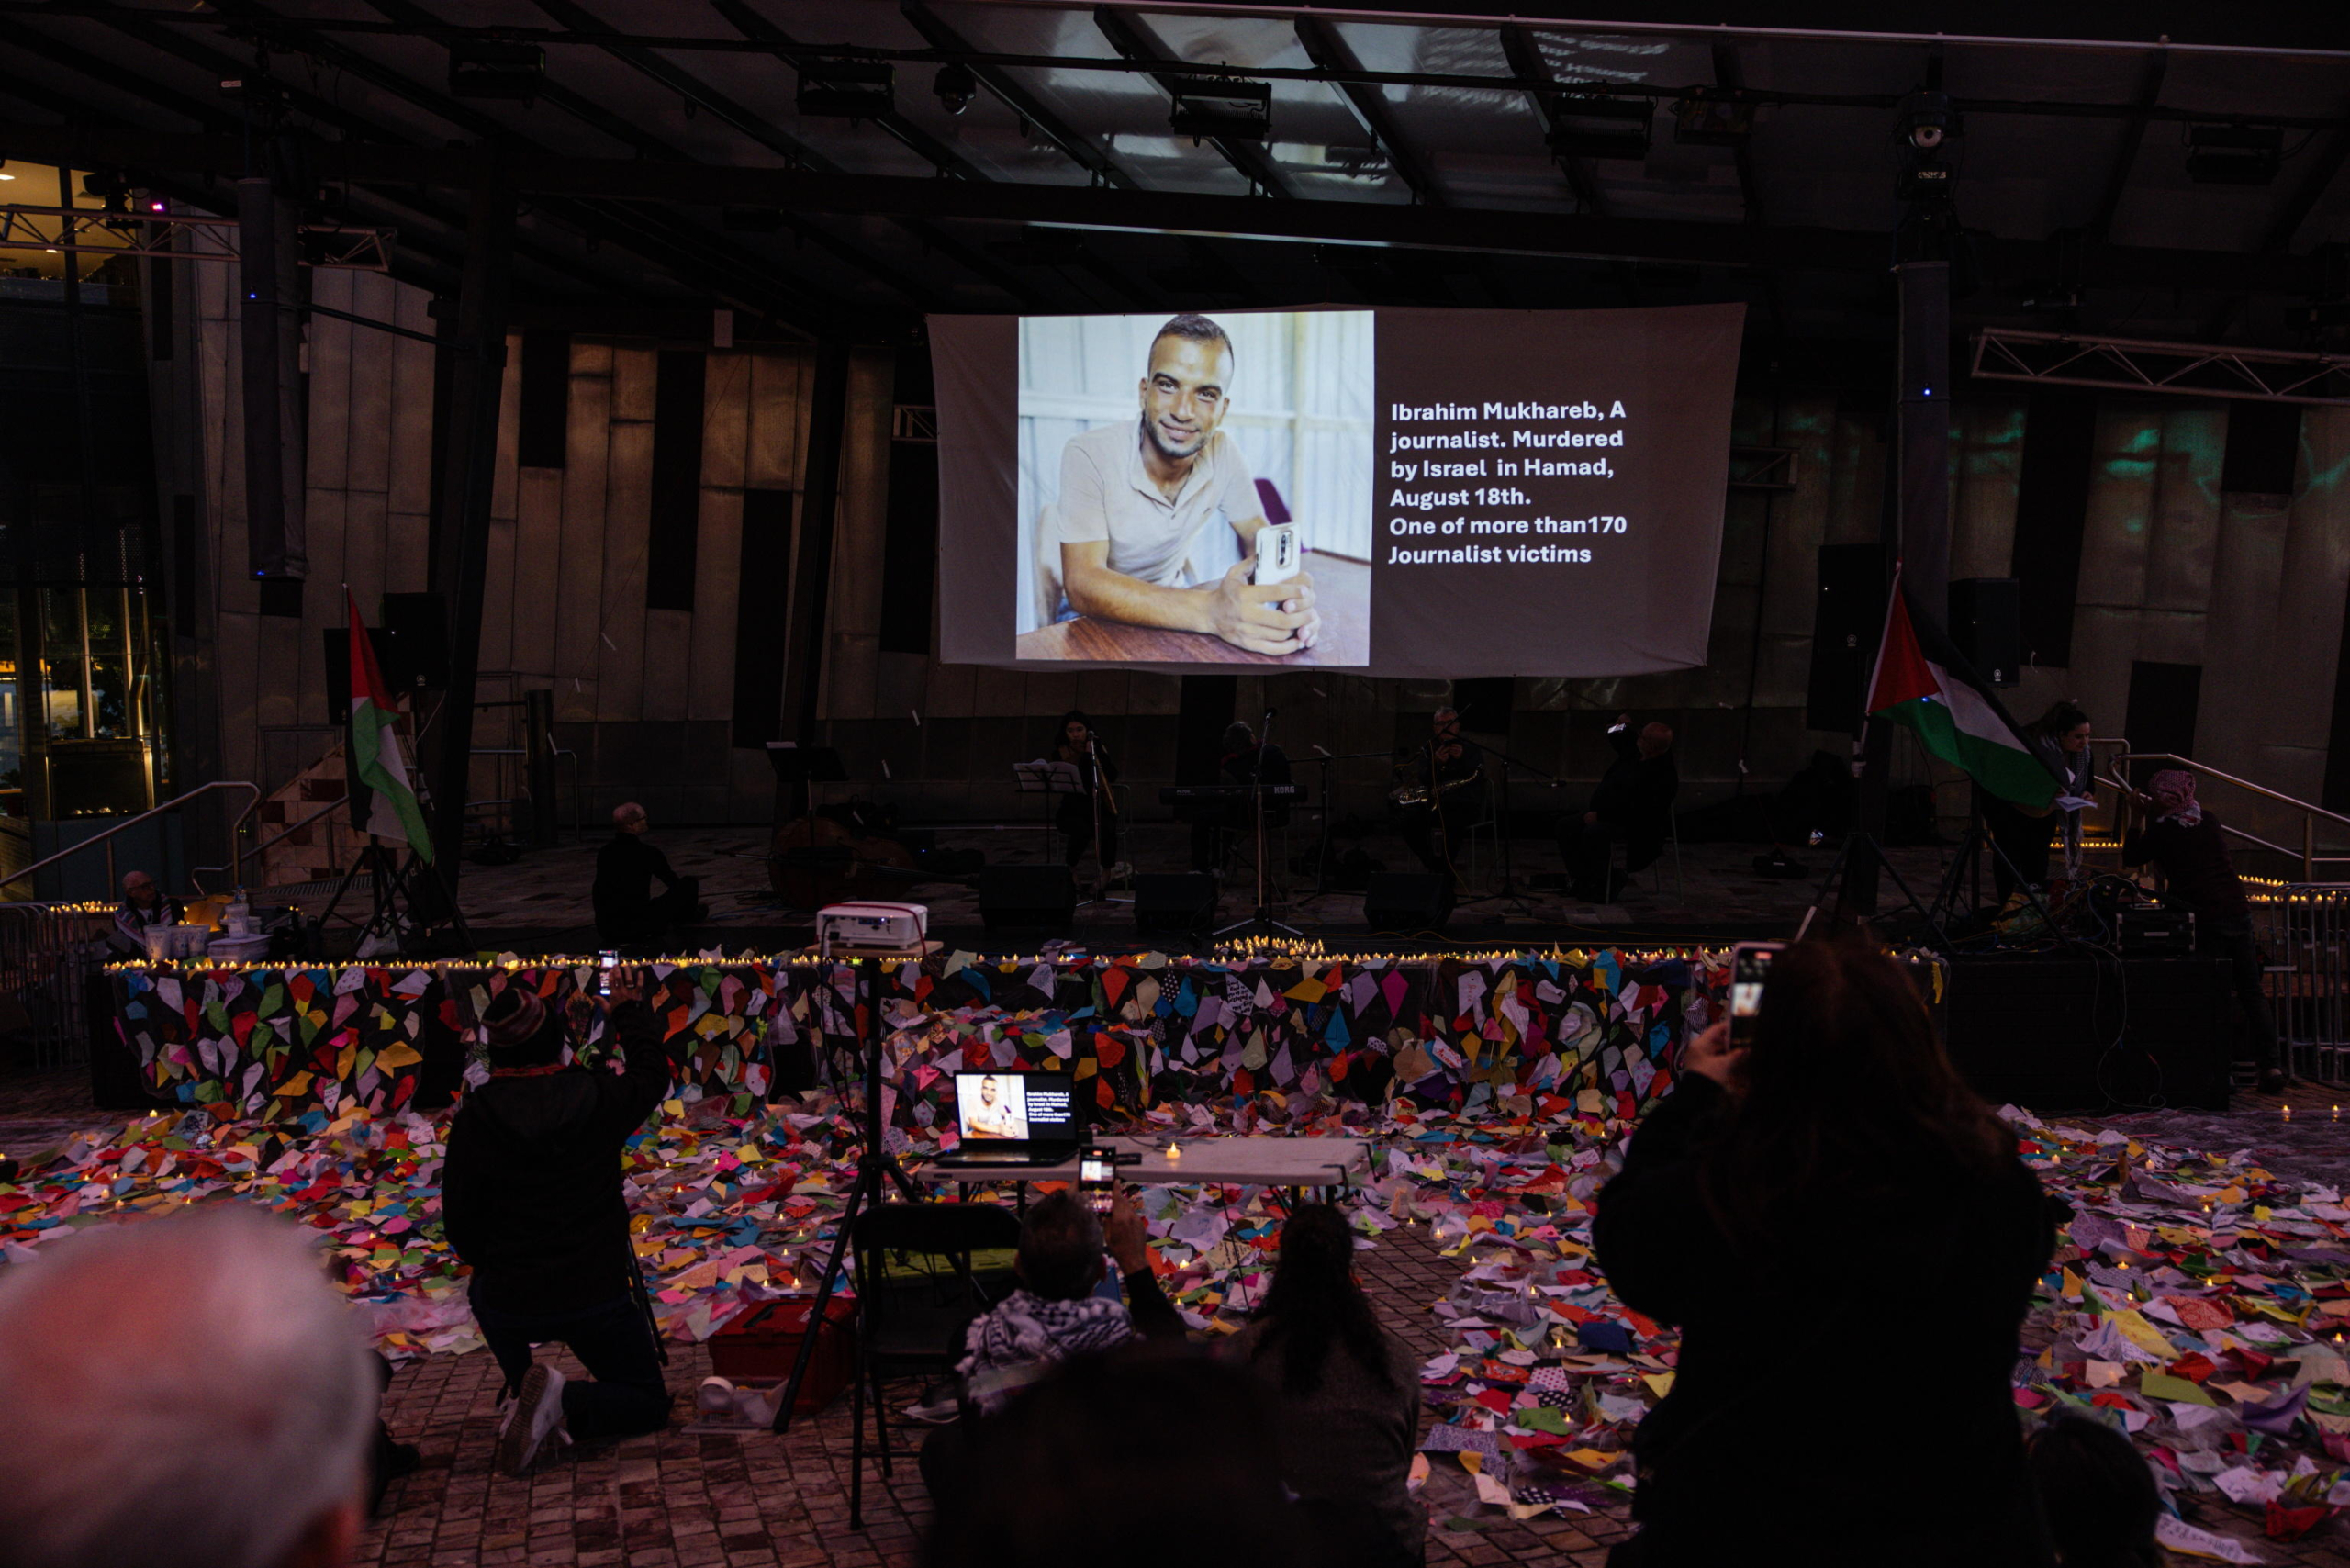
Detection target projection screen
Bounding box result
[933,303,1743,678]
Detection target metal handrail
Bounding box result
[2093,742,2350,880]
[9,779,262,897]
[205,794,352,892]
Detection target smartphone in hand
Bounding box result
[1080,1146,1118,1215]
[598,950,619,997]
[1253,522,1300,588]
[1727,941,1783,1048]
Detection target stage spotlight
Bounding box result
[1896,91,1959,151]
[1169,78,1272,142]
[2187,124,2283,185]
[933,62,977,116]
[798,61,894,120]
[1544,94,1652,162]
[449,40,544,103]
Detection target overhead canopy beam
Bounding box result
[3,121,2333,297]
[1091,6,1295,199]
[1293,15,1443,205]
[5,4,2344,101]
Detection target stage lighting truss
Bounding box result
[2186,123,2284,186]
[1544,93,1653,162]
[1971,327,2350,407]
[1169,77,1273,142]
[0,205,394,272]
[798,60,895,120]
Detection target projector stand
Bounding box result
[773,948,923,1456]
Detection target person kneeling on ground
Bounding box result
[1225,1204,1424,1568]
[1592,935,2056,1566]
[442,969,677,1475]
[920,1189,1182,1508]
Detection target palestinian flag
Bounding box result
[1865,569,2058,811]
[345,591,434,859]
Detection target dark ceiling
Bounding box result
[0,0,2343,362]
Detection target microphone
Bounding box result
[1263,707,1278,722]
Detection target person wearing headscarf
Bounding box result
[442,969,678,1473]
[2122,769,2284,1092]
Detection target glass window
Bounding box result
[40,587,84,741]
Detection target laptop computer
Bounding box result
[931,1070,1083,1170]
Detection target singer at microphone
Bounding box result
[1053,711,1124,878]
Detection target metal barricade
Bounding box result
[2267,886,2350,1086]
[0,902,117,1070]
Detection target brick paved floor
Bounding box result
[13,1066,2350,1563]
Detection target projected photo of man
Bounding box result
[962,1075,1027,1141]
[1018,310,1372,664]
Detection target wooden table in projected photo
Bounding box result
[1014,552,1371,666]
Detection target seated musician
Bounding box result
[1563,713,1677,901]
[1190,721,1293,874]
[1047,313,1319,656]
[1394,707,1482,884]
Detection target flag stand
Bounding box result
[1801,830,1945,946]
[317,836,474,957]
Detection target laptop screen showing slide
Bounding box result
[940,1070,1080,1165]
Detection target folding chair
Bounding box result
[847,1202,1024,1529]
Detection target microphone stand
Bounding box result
[1075,731,1130,910]
[1214,708,1302,939]
[1452,739,1568,917]
[1292,747,1393,908]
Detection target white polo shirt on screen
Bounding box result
[1055,417,1261,588]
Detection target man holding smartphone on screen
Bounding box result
[1051,313,1319,655]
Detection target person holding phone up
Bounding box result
[442,967,679,1475]
[1592,936,2056,1567]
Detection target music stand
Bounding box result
[767,743,849,822]
[1453,740,1568,918]
[1013,761,1085,866]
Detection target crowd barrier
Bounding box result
[109,948,1714,1124]
[0,902,117,1070]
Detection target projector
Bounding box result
[816,902,929,955]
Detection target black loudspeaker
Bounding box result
[1805,543,1886,733]
[1133,873,1216,936]
[1363,872,1453,932]
[978,865,1075,932]
[321,627,403,725]
[1948,577,2021,688]
[380,593,451,689]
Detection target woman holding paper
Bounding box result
[1592,935,2057,1567]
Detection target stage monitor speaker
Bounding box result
[1133,873,1216,936]
[380,592,450,690]
[321,627,403,726]
[1948,577,2021,688]
[1805,543,1886,733]
[978,864,1075,932]
[1363,872,1453,932]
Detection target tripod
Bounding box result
[1928,808,2063,939]
[316,836,473,955]
[1802,830,1946,945]
[772,949,924,1433]
[1214,707,1303,939]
